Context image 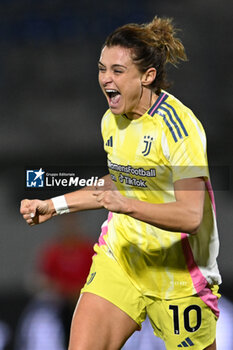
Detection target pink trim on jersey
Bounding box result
[97,211,113,247]
[205,180,216,216]
[181,233,219,316]
[108,211,113,222]
[98,224,108,246]
[149,93,167,115]
[181,233,207,292]
[197,286,220,318]
[181,180,220,316]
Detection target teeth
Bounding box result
[105,89,120,100]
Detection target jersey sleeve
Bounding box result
[101,109,112,153]
[161,107,209,183]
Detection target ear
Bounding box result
[141,68,157,86]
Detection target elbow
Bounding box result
[188,224,200,235]
[185,210,203,235]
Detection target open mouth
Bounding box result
[106,89,121,107]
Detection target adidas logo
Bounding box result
[106,136,113,147]
[86,272,96,285]
[177,337,194,347]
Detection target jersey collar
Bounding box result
[148,92,168,117]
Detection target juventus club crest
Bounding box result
[142,135,154,156]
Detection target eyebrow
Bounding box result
[98,61,127,69]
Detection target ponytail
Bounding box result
[145,16,187,66]
[104,16,187,94]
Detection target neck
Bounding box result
[126,87,159,120]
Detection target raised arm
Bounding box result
[20,174,111,226]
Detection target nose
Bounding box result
[99,70,113,86]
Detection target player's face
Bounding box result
[98,45,144,118]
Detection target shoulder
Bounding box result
[101,109,128,137]
[154,92,206,145]
[101,109,120,130]
[101,109,111,126]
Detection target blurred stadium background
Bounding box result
[0,0,232,348]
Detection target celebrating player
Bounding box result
[20,16,221,350]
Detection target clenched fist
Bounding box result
[20,199,54,226]
[94,189,131,214]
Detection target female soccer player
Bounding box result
[20,16,221,350]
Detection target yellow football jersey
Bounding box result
[98,91,221,299]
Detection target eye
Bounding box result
[98,66,106,72]
[114,69,123,74]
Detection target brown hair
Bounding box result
[104,16,187,94]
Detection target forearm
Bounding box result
[95,177,205,234]
[124,199,202,234]
[64,186,104,212]
[21,175,111,226]
[50,174,110,216]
